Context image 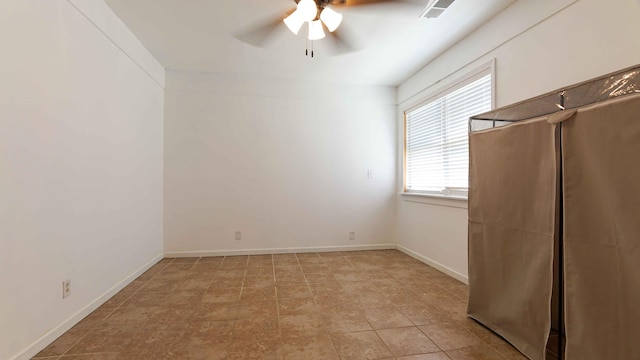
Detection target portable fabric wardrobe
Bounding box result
[467,65,640,360]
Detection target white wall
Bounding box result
[164,71,397,255]
[0,1,164,359]
[396,0,640,282]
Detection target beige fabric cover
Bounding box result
[468,117,559,360]
[562,94,640,360]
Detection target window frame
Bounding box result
[402,61,495,200]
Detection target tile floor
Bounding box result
[33,250,551,360]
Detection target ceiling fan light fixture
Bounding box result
[320,7,342,32]
[308,19,326,40]
[296,0,318,22]
[283,10,305,34]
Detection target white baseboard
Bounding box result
[12,253,164,360]
[164,244,397,258]
[397,245,469,284]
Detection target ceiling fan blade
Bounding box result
[233,9,295,48]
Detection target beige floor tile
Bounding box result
[209,278,244,288]
[103,306,161,326]
[151,271,187,282]
[247,258,273,270]
[234,317,280,341]
[273,267,300,275]
[274,261,300,269]
[246,261,272,269]
[362,307,414,329]
[66,326,140,355]
[34,328,89,357]
[488,342,529,360]
[322,310,372,333]
[203,287,242,303]
[150,304,196,324]
[174,279,210,291]
[240,286,276,302]
[276,284,313,299]
[237,300,278,319]
[192,302,239,321]
[457,318,506,346]
[120,292,167,308]
[377,326,440,356]
[331,331,393,360]
[304,272,336,284]
[301,264,331,273]
[278,297,318,315]
[34,251,552,360]
[396,353,453,360]
[58,353,121,359]
[314,294,358,312]
[275,274,307,284]
[446,344,505,360]
[138,279,179,293]
[279,313,326,339]
[399,304,446,326]
[356,294,396,309]
[220,256,248,268]
[162,289,204,305]
[160,263,195,272]
[125,323,188,357]
[197,256,224,264]
[303,273,336,283]
[243,275,275,287]
[213,269,245,279]
[281,335,339,360]
[178,343,229,360]
[419,322,484,351]
[225,340,281,359]
[185,321,235,344]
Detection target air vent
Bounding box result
[420,0,455,18]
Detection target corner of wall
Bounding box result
[66,0,165,88]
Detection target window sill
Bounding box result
[400,192,468,209]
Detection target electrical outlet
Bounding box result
[235,231,241,241]
[367,170,373,180]
[349,232,355,240]
[62,279,71,299]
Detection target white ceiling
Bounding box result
[105,0,516,86]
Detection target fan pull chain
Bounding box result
[304,39,315,58]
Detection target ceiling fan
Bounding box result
[234,0,418,57]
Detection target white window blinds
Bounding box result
[405,73,492,198]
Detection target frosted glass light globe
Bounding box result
[297,0,318,22]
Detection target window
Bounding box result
[404,71,492,198]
